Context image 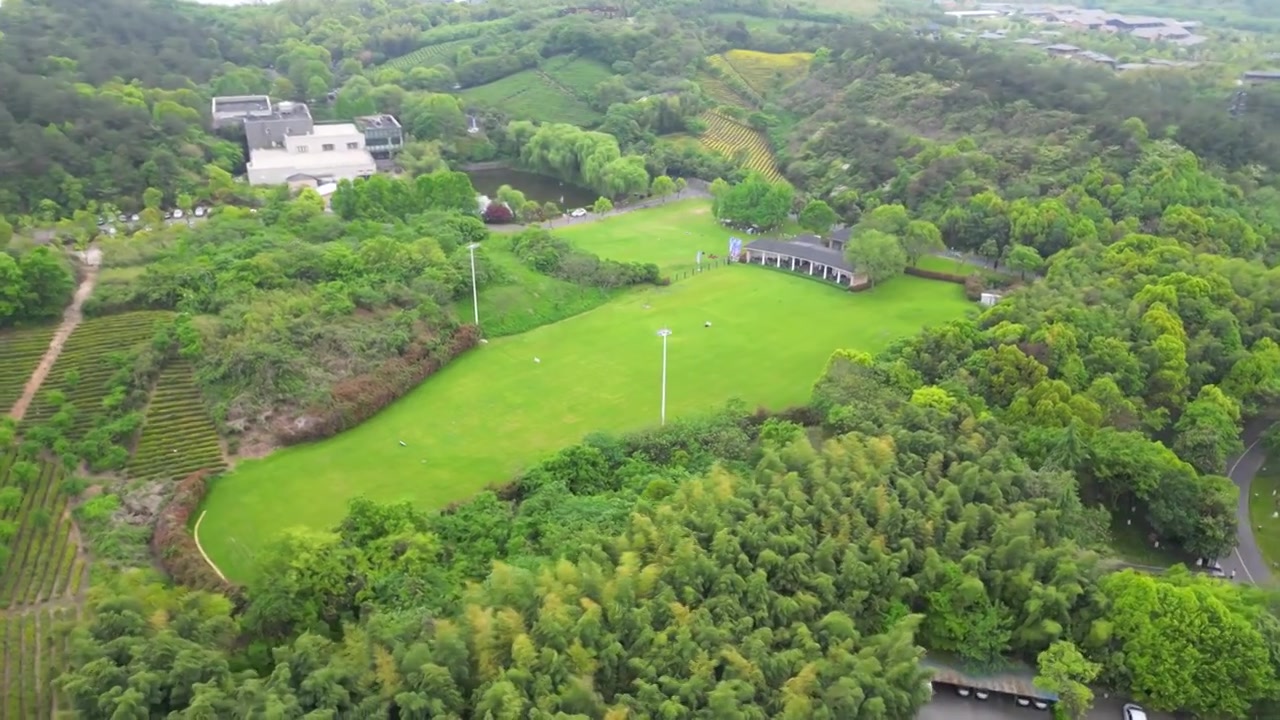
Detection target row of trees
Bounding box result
[0,247,76,328]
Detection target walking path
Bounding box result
[6,264,98,422]
[1220,418,1274,584]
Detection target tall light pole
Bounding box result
[657,328,672,426]
[467,242,481,328]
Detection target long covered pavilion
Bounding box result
[741,239,866,288]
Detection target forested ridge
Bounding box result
[5,0,1280,716]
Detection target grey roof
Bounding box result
[1015,38,1045,45]
[978,32,1007,40]
[1045,43,1081,52]
[1244,70,1280,79]
[1079,51,1117,63]
[746,239,853,273]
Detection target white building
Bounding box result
[246,122,376,186]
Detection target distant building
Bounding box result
[945,9,1003,19]
[354,114,404,159]
[244,101,314,151]
[1044,43,1082,56]
[1014,37,1045,46]
[1243,70,1280,84]
[210,95,272,130]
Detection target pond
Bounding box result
[465,167,596,210]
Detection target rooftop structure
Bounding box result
[354,114,405,158]
[741,238,864,288]
[945,9,1003,18]
[1243,70,1280,83]
[244,101,315,151]
[210,95,272,130]
[1014,37,1045,45]
[1044,43,1082,54]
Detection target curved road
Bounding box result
[1220,418,1274,585]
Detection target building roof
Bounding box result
[1044,43,1081,52]
[1174,34,1207,46]
[1078,50,1117,63]
[978,31,1006,40]
[1244,70,1280,79]
[309,122,362,137]
[1014,37,1045,45]
[355,114,402,131]
[1131,25,1190,40]
[247,147,375,172]
[745,239,854,273]
[212,95,271,115]
[923,657,1058,702]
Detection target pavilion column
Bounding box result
[790,256,796,271]
[822,264,828,280]
[809,262,815,276]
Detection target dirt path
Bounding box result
[6,267,98,422]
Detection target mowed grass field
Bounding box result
[199,201,972,580]
[555,199,732,274]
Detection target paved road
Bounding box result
[1220,418,1275,585]
[919,691,1171,720]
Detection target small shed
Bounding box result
[980,292,1003,307]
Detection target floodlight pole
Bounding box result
[657,328,672,426]
[467,242,481,328]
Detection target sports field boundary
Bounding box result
[192,511,228,583]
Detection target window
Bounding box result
[346,142,359,150]
[322,143,335,152]
[296,145,309,153]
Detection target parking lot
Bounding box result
[918,691,1174,720]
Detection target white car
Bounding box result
[1124,703,1148,720]
[194,206,207,217]
[172,209,184,219]
[570,208,588,218]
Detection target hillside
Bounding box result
[5,1,1280,718]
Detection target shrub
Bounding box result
[964,273,987,301]
[482,202,514,224]
[151,470,241,594]
[276,324,481,444]
[904,266,967,284]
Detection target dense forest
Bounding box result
[4,0,1280,716]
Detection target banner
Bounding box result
[729,237,743,261]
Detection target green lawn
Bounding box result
[453,245,615,338]
[555,199,733,275]
[200,267,972,581]
[1248,457,1280,570]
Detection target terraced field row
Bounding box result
[128,362,225,482]
[696,71,753,108]
[383,39,472,70]
[21,311,172,437]
[706,54,764,106]
[1,607,74,720]
[721,49,812,94]
[698,110,786,183]
[542,55,616,98]
[0,326,54,414]
[0,454,86,611]
[460,70,602,125]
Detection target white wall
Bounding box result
[246,155,376,186]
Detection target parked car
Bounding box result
[956,687,971,697]
[974,690,989,700]
[194,206,207,218]
[172,209,184,219]
[570,208,588,218]
[1123,703,1148,720]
